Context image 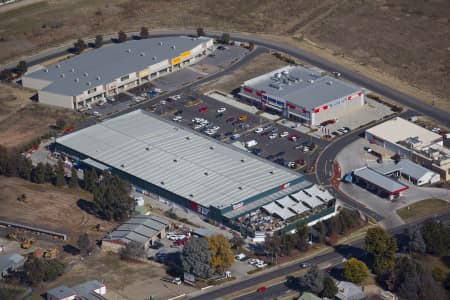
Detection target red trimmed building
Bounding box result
[239,66,364,126]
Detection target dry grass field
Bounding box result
[0,83,82,148]
[0,176,116,243]
[0,0,448,113]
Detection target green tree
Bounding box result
[221,32,231,44]
[365,227,397,275]
[280,233,297,256]
[83,168,97,192]
[22,257,65,285]
[181,237,213,278]
[0,68,14,81]
[207,235,234,273]
[140,26,149,39]
[44,162,55,183]
[343,258,369,284]
[77,233,91,256]
[421,219,450,256]
[16,154,33,181]
[94,35,103,48]
[196,27,205,37]
[55,118,66,130]
[120,241,145,260]
[73,38,87,54]
[407,226,426,254]
[315,221,326,244]
[299,265,325,294]
[54,160,65,187]
[93,174,134,221]
[117,31,127,43]
[69,168,79,188]
[230,234,245,249]
[295,222,310,251]
[265,233,282,264]
[31,162,46,184]
[321,276,338,298]
[16,60,27,75]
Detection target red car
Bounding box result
[257,286,267,293]
[326,119,336,124]
[288,134,298,141]
[198,106,208,113]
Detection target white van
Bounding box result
[245,140,258,148]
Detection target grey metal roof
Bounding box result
[0,253,24,273]
[46,285,77,298]
[244,66,360,110]
[82,158,110,171]
[24,36,212,96]
[105,215,169,245]
[397,159,435,179]
[373,161,401,175]
[353,167,407,193]
[57,110,302,210]
[73,280,105,299]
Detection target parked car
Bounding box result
[172,116,183,122]
[226,117,235,123]
[199,106,208,113]
[279,131,289,137]
[217,107,227,113]
[288,134,298,141]
[239,115,248,121]
[257,286,267,293]
[300,262,312,268]
[254,127,264,134]
[269,133,277,139]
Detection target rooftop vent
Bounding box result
[86,82,91,86]
[44,69,49,73]
[158,41,163,46]
[189,193,194,198]
[145,147,150,151]
[326,81,333,85]
[307,79,314,84]
[126,48,131,53]
[209,146,214,150]
[74,78,79,82]
[60,73,65,78]
[96,76,101,80]
[160,181,165,185]
[282,70,289,75]
[83,72,88,77]
[185,136,190,140]
[240,159,245,163]
[173,159,178,163]
[204,172,208,176]
[121,163,127,168]
[171,45,176,50]
[140,52,145,56]
[70,68,75,73]
[269,171,274,175]
[152,56,157,60]
[56,64,61,68]
[238,186,243,190]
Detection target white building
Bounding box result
[22,36,214,110]
[46,280,106,300]
[239,66,364,126]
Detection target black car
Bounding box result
[252,148,262,156]
[274,158,285,166]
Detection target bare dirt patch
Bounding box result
[0,83,82,148]
[0,176,116,244]
[200,52,287,93]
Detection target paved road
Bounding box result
[190,211,450,300]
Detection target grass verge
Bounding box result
[397,199,450,222]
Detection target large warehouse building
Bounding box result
[22,36,214,110]
[366,117,449,181]
[239,66,364,126]
[55,110,335,232]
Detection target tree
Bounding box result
[69,168,79,188]
[93,174,134,221]
[299,265,325,294]
[421,219,450,256]
[77,233,91,256]
[22,257,65,285]
[265,233,282,264]
[221,32,231,44]
[207,235,234,273]
[54,160,65,187]
[16,60,27,75]
[140,26,149,39]
[44,162,55,183]
[230,235,245,249]
[365,227,397,275]
[315,221,326,244]
[94,35,103,48]
[117,31,127,43]
[321,276,338,298]
[295,222,310,251]
[55,118,66,130]
[73,38,87,54]
[280,233,297,256]
[181,237,213,279]
[120,241,145,260]
[16,154,33,181]
[196,27,205,37]
[31,162,46,184]
[407,226,426,254]
[0,68,14,81]
[343,258,369,284]
[83,168,97,192]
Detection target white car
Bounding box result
[160,100,166,105]
[194,124,204,130]
[269,133,277,139]
[432,127,441,133]
[254,127,264,134]
[217,107,227,113]
[93,111,101,116]
[287,161,296,168]
[280,131,289,137]
[212,126,220,131]
[172,116,182,122]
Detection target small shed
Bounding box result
[0,253,25,278]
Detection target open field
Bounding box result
[200,52,287,93]
[0,176,116,244]
[397,198,450,222]
[0,83,82,148]
[0,0,448,113]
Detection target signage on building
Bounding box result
[184,272,195,286]
[233,202,244,210]
[280,182,291,190]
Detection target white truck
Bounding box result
[245,140,258,148]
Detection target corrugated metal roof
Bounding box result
[105,215,167,245]
[0,253,24,273]
[262,202,295,220]
[243,66,360,110]
[397,159,435,180]
[47,285,77,298]
[24,36,212,96]
[57,110,301,210]
[275,196,297,208]
[353,167,407,193]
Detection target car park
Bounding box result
[280,131,289,137]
